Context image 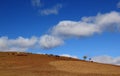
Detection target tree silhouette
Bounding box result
[89,58,91,61]
[83,56,87,60]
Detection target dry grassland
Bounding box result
[0,52,120,76]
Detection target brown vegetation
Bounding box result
[0,52,120,76]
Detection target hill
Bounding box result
[0,52,120,76]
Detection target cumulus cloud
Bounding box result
[0,36,38,52]
[9,36,37,48]
[51,11,120,38]
[1,11,120,51]
[39,11,120,49]
[60,54,78,58]
[51,21,100,38]
[31,0,62,15]
[39,35,64,49]
[0,37,9,51]
[0,35,64,51]
[40,4,62,15]
[31,0,42,7]
[92,55,120,65]
[117,2,120,8]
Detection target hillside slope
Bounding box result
[0,52,120,76]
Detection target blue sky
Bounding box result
[0,0,120,65]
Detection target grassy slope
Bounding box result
[0,52,120,76]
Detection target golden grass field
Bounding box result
[0,52,120,76]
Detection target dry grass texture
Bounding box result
[50,61,120,74]
[0,52,120,76]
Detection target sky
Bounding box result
[0,0,120,65]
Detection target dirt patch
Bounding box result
[50,61,120,74]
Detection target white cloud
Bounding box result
[0,36,38,52]
[39,35,64,49]
[39,11,120,49]
[117,2,120,8]
[51,11,120,38]
[31,0,62,15]
[31,0,42,7]
[92,55,120,65]
[9,36,37,48]
[94,12,120,28]
[0,37,9,51]
[51,21,101,38]
[60,54,78,58]
[40,4,62,15]
[1,11,120,51]
[0,35,63,51]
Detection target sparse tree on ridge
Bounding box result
[83,56,87,60]
[89,58,91,61]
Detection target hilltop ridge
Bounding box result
[0,52,120,76]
